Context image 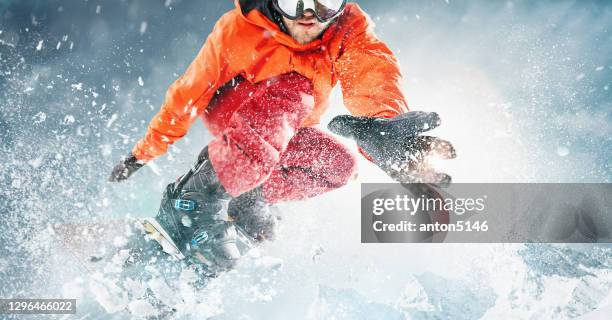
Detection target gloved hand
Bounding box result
[328,111,456,185]
[109,154,145,182]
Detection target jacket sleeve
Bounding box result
[132,14,233,162]
[335,11,409,119]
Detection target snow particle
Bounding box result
[100,144,112,156]
[127,300,157,318]
[113,236,128,247]
[0,259,6,273]
[139,22,148,35]
[28,156,44,169]
[181,216,192,228]
[63,115,75,125]
[36,40,44,51]
[575,73,585,81]
[138,76,144,87]
[106,113,118,128]
[557,146,570,157]
[32,112,47,124]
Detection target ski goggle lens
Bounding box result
[316,0,346,20]
[277,0,299,17]
[275,0,347,22]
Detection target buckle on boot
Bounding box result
[191,229,209,247]
[174,199,195,211]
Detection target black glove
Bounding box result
[109,154,145,182]
[328,111,456,185]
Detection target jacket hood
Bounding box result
[234,0,340,51]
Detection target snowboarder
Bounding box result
[109,0,455,275]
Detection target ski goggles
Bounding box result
[273,0,348,22]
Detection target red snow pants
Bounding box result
[204,72,358,203]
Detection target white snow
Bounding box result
[0,38,16,48]
[89,275,129,314]
[396,276,435,312]
[138,76,144,87]
[106,113,118,128]
[32,112,46,123]
[189,106,198,119]
[107,250,131,273]
[181,215,193,227]
[127,300,158,318]
[147,162,162,176]
[61,279,84,299]
[100,144,112,156]
[10,178,21,189]
[36,40,44,51]
[148,278,181,307]
[139,22,148,35]
[27,156,44,168]
[124,278,147,298]
[63,115,75,125]
[557,146,570,157]
[254,256,283,270]
[113,236,128,247]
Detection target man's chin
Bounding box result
[294,35,319,45]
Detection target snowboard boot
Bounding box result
[142,147,255,274]
[228,187,278,242]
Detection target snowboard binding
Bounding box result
[142,147,256,275]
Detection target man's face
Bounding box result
[282,10,332,45]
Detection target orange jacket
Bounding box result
[133,1,408,162]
